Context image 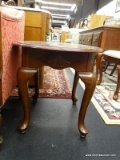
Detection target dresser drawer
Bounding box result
[92,32,102,46]
[81,33,93,45]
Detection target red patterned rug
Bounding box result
[11,66,72,99]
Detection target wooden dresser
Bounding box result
[24,8,51,41]
[79,26,120,50]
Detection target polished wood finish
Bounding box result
[79,26,120,85]
[24,10,51,41]
[72,71,96,137]
[79,26,120,50]
[113,65,120,100]
[17,67,39,133]
[14,41,102,137]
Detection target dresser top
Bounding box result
[79,26,120,33]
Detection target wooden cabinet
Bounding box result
[24,9,51,41]
[79,26,120,50]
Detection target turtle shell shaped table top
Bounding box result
[14,41,102,53]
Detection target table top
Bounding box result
[14,41,102,53]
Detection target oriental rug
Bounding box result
[11,66,72,99]
[70,68,120,125]
[92,68,120,125]
[93,82,120,124]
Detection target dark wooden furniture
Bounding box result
[79,26,120,49]
[17,67,39,133]
[79,26,120,83]
[14,41,102,138]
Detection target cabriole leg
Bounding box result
[17,67,39,133]
[78,72,96,138]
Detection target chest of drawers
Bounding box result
[79,26,120,50]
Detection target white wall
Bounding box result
[97,0,120,18]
